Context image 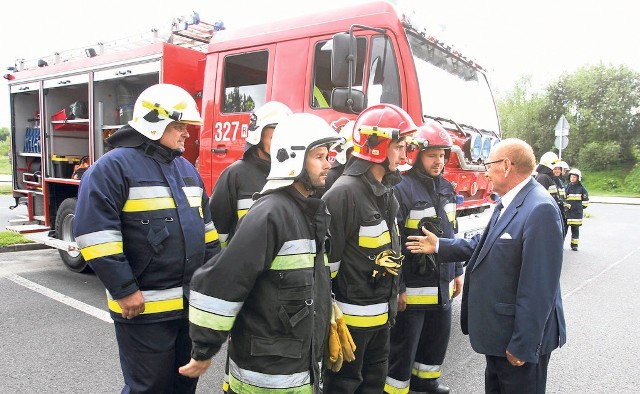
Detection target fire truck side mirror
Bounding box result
[331,88,366,114]
[331,33,357,87]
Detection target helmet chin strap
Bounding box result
[297,169,317,194]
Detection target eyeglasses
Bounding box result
[483,158,505,171]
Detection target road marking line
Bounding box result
[563,245,640,299]
[1,269,112,323]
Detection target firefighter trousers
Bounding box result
[385,307,452,392]
[114,319,197,394]
[323,325,390,394]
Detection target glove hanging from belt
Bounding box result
[325,300,356,372]
[369,250,404,280]
[414,217,443,275]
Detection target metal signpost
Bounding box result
[554,115,570,158]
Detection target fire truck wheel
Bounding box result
[55,197,90,273]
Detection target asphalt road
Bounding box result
[0,202,639,393]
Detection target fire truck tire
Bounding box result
[55,197,90,273]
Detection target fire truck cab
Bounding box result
[5,1,500,272]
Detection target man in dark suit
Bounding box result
[406,138,566,394]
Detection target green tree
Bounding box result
[0,127,9,142]
[497,64,640,168]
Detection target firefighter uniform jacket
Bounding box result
[535,166,567,229]
[188,187,331,394]
[75,142,220,323]
[565,181,589,226]
[393,170,463,310]
[209,152,270,247]
[322,160,402,330]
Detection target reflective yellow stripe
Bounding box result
[238,209,249,219]
[80,241,123,261]
[124,186,177,212]
[412,362,441,379]
[271,254,315,270]
[108,296,183,314]
[566,194,582,201]
[229,359,312,393]
[567,219,582,225]
[444,202,457,223]
[123,197,176,212]
[189,306,236,331]
[384,377,410,394]
[336,301,388,328]
[449,280,455,298]
[329,261,341,278]
[205,229,219,243]
[359,232,391,249]
[406,287,438,305]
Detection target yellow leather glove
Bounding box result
[372,250,405,277]
[333,302,356,362]
[327,304,340,363]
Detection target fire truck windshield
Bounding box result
[406,32,500,134]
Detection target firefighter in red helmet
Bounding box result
[385,120,461,394]
[322,104,417,393]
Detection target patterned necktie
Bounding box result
[490,201,504,229]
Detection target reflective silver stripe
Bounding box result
[385,376,410,390]
[566,194,582,201]
[128,186,172,199]
[182,186,203,197]
[279,239,316,255]
[237,198,254,210]
[412,361,441,378]
[335,301,388,316]
[106,287,182,302]
[408,208,436,220]
[189,290,243,317]
[405,287,438,296]
[229,358,311,389]
[359,221,389,238]
[204,221,216,233]
[75,229,122,248]
[182,186,203,207]
[547,185,558,193]
[219,233,230,243]
[444,202,457,223]
[329,261,341,275]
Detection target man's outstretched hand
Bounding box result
[406,226,438,255]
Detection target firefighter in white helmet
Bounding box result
[565,168,589,250]
[322,104,417,393]
[209,101,293,247]
[74,83,220,394]
[180,113,341,393]
[535,151,567,236]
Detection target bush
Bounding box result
[578,141,624,170]
[625,163,640,194]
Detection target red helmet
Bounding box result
[352,104,417,163]
[404,120,453,168]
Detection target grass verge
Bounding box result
[0,231,32,247]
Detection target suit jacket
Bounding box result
[439,178,566,363]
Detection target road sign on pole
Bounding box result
[554,115,570,158]
[554,115,570,136]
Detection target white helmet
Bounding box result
[245,101,293,153]
[129,84,201,140]
[259,113,342,195]
[557,160,570,170]
[540,151,559,170]
[568,168,582,181]
[334,120,355,165]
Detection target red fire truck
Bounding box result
[4,1,500,272]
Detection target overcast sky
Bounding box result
[2,0,638,126]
